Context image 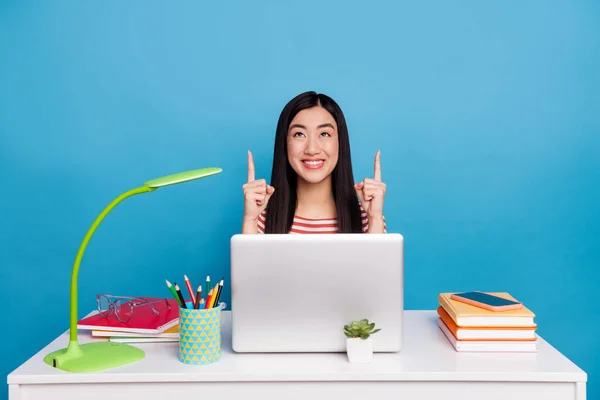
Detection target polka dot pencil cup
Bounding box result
[179,302,225,365]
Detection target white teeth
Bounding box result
[303,160,323,165]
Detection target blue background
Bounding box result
[1,1,598,398]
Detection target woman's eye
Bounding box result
[320,132,331,137]
[293,132,305,137]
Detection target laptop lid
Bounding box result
[230,233,404,352]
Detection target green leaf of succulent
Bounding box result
[344,319,381,337]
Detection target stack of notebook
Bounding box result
[90,324,179,343]
[437,293,537,352]
[78,298,180,343]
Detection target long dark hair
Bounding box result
[264,91,363,234]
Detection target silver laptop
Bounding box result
[230,233,404,352]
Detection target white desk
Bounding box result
[7,310,587,400]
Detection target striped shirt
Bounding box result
[257,205,386,234]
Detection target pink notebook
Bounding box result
[78,298,180,334]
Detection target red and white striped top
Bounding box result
[257,205,386,234]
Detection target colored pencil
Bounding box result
[174,283,187,309]
[194,285,202,309]
[165,280,183,307]
[184,274,195,306]
[208,283,219,308]
[214,278,224,307]
[204,288,213,309]
[205,275,210,299]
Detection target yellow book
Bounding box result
[438,292,536,328]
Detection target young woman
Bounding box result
[242,91,386,234]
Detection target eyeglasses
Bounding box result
[96,294,172,323]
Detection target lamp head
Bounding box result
[144,167,222,188]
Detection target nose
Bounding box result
[304,135,320,155]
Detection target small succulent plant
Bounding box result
[344,319,381,339]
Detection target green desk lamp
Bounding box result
[43,167,222,373]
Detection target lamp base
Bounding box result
[44,340,145,372]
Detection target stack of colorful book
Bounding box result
[437,292,537,352]
[90,324,179,343]
[78,297,180,343]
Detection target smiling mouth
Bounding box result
[302,160,325,169]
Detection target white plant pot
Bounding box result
[346,337,373,363]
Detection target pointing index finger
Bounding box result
[248,150,255,182]
[374,150,382,181]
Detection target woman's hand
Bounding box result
[243,150,275,224]
[355,151,386,231]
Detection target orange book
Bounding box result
[437,307,536,341]
[437,319,537,353]
[438,292,536,328]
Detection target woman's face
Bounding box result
[286,106,339,184]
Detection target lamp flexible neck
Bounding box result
[69,186,155,342]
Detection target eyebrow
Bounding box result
[289,123,335,130]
